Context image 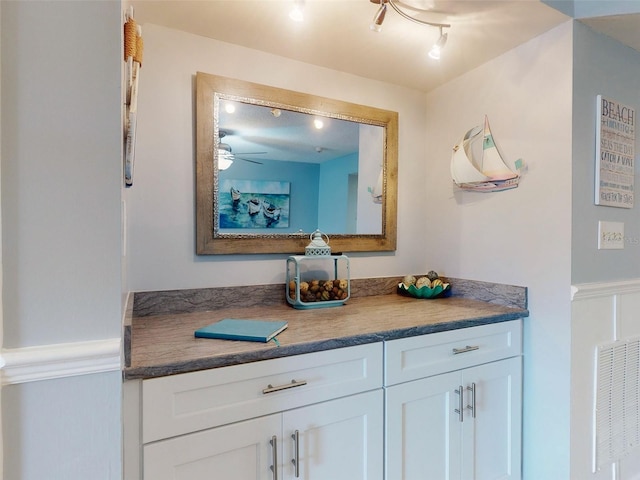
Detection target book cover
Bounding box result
[194,318,288,343]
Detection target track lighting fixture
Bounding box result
[370,2,387,32]
[369,0,450,57]
[428,27,448,59]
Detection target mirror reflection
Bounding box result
[216,99,384,235]
[196,72,398,255]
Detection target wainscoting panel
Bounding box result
[572,279,640,480]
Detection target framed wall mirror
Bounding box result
[196,72,398,255]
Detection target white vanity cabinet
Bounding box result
[138,343,384,480]
[384,320,523,480]
[127,319,523,480]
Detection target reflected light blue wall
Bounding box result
[220,158,320,234]
[318,153,358,234]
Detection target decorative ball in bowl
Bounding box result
[397,271,451,299]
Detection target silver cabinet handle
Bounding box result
[262,379,308,394]
[454,385,464,422]
[452,345,480,355]
[291,430,300,478]
[270,435,278,480]
[466,382,476,418]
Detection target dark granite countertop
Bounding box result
[124,280,528,379]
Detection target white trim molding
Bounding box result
[0,338,121,385]
[571,278,640,301]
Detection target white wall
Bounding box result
[0,0,4,474]
[1,2,123,478]
[127,24,428,292]
[424,22,574,478]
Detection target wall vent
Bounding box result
[594,337,640,471]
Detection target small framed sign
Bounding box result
[595,95,635,208]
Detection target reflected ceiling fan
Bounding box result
[218,130,266,167]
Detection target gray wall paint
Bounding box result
[4,373,122,480]
[1,0,123,347]
[1,1,123,478]
[543,0,640,18]
[571,22,640,284]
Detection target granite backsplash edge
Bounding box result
[130,276,528,318]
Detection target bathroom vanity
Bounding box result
[123,278,527,480]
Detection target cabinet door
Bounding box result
[385,371,462,480]
[282,389,383,480]
[143,414,281,480]
[462,356,522,480]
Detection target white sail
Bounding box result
[369,168,384,204]
[450,115,521,192]
[480,116,518,181]
[451,125,486,184]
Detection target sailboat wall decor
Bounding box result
[451,116,524,192]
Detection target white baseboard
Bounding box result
[0,338,121,385]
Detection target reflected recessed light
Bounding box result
[225,103,236,114]
[314,118,324,129]
[289,0,304,22]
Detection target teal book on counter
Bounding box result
[194,318,288,344]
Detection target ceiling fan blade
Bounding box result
[233,151,268,155]
[238,157,263,165]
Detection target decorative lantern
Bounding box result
[286,230,350,309]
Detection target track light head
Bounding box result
[370,3,387,32]
[369,0,451,58]
[428,28,448,59]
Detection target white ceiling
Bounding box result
[131,1,640,93]
[132,0,577,93]
[132,1,640,93]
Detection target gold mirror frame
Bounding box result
[196,72,398,255]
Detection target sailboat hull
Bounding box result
[455,176,519,192]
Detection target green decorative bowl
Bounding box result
[397,282,451,299]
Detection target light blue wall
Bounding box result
[571,22,640,283]
[318,153,358,233]
[220,158,320,234]
[218,153,359,236]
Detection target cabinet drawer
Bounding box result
[142,342,383,443]
[384,320,521,386]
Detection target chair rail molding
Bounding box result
[571,278,640,301]
[0,338,121,385]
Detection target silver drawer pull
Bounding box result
[270,435,278,480]
[291,430,300,478]
[466,383,476,418]
[452,345,479,355]
[262,379,308,394]
[454,385,464,422]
